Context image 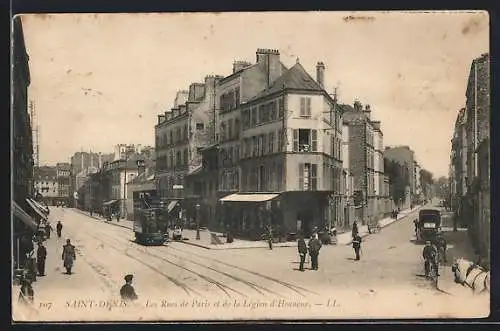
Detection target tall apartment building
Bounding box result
[216,50,288,195]
[56,163,71,205]
[221,56,344,238]
[450,108,468,224]
[342,102,387,224]
[155,75,223,220]
[464,53,490,265]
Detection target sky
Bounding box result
[20,11,489,178]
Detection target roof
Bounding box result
[247,63,324,102]
[34,166,57,180]
[56,163,71,171]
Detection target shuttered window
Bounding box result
[311,164,318,191]
[293,129,299,152]
[269,132,275,153]
[262,134,268,155]
[311,130,318,151]
[298,163,304,190]
[300,97,311,116]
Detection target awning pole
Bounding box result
[17,238,20,269]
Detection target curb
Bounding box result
[176,238,297,250]
[70,208,133,230]
[343,206,423,246]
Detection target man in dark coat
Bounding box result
[36,242,47,276]
[62,239,76,274]
[308,234,322,270]
[352,220,359,238]
[56,221,63,238]
[120,274,138,301]
[422,241,438,278]
[297,234,308,272]
[352,234,362,261]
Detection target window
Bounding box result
[269,132,275,153]
[184,124,188,140]
[311,129,318,151]
[298,163,318,191]
[253,136,258,157]
[270,101,277,121]
[258,135,263,156]
[234,119,240,138]
[262,134,268,155]
[234,146,240,163]
[293,129,318,152]
[278,98,284,118]
[235,87,240,108]
[184,149,189,166]
[228,147,234,166]
[258,105,264,124]
[176,151,181,167]
[228,119,233,139]
[300,97,312,117]
[196,123,204,131]
[242,109,250,129]
[251,108,257,126]
[277,130,283,152]
[246,139,251,158]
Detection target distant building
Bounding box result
[155,75,223,223]
[34,166,58,204]
[126,164,156,221]
[450,107,468,224]
[383,145,415,209]
[56,163,71,205]
[342,101,390,225]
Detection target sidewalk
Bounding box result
[71,208,134,230]
[337,205,423,246]
[436,215,480,296]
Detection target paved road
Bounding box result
[12,205,488,321]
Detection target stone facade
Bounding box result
[383,145,415,209]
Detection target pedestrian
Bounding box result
[433,233,448,263]
[308,233,322,270]
[422,240,438,278]
[352,234,362,261]
[62,239,76,275]
[297,233,307,272]
[351,220,359,238]
[267,225,273,250]
[120,274,138,301]
[413,219,419,236]
[36,242,47,276]
[56,221,63,238]
[18,276,34,305]
[116,212,120,222]
[45,222,53,239]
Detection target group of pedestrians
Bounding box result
[18,220,68,307]
[296,220,364,272]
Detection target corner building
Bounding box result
[222,56,343,239]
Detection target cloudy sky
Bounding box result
[21,11,488,177]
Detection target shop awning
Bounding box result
[219,193,280,202]
[102,200,119,206]
[30,199,49,214]
[26,198,48,221]
[167,200,179,213]
[13,202,38,230]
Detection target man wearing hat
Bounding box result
[62,239,76,275]
[36,241,47,276]
[120,274,138,301]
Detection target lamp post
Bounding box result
[195,203,201,240]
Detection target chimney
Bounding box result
[188,83,206,101]
[256,48,282,87]
[364,104,371,120]
[137,159,146,176]
[316,62,325,88]
[353,100,363,112]
[232,61,252,73]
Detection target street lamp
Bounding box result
[195,203,201,240]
